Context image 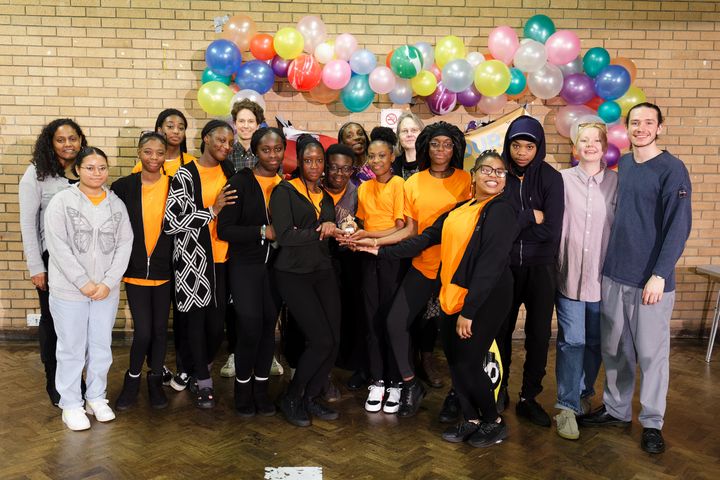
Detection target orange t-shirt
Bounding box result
[403,169,472,279]
[88,191,107,206]
[356,175,405,232]
[196,160,228,263]
[132,153,197,177]
[327,186,346,207]
[289,177,323,218]
[438,197,494,315]
[255,173,282,208]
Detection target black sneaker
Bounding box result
[170,372,189,392]
[279,393,311,427]
[641,428,665,454]
[161,366,173,386]
[196,387,215,409]
[468,418,508,448]
[346,370,369,391]
[187,376,199,396]
[304,397,339,421]
[442,421,480,443]
[397,378,426,418]
[516,398,551,427]
[496,386,509,414]
[438,389,461,424]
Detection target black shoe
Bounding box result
[234,380,255,417]
[468,417,508,448]
[496,386,509,414]
[279,393,311,427]
[346,370,369,391]
[442,421,480,443]
[187,376,199,396]
[147,373,169,409]
[577,405,631,427]
[516,398,551,427]
[398,378,426,418]
[641,428,665,454]
[161,366,173,387]
[253,378,276,416]
[304,397,339,421]
[438,389,461,424]
[196,387,215,409]
[115,371,141,411]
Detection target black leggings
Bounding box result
[275,269,341,399]
[37,251,57,375]
[386,266,440,379]
[186,263,227,382]
[441,269,513,422]
[126,282,172,375]
[228,259,281,380]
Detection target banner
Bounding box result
[463,107,528,171]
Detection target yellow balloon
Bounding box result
[435,35,466,69]
[474,60,511,97]
[411,70,438,96]
[274,27,305,60]
[616,85,646,117]
[197,81,233,116]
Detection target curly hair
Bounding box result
[231,99,265,124]
[31,118,87,181]
[369,126,397,150]
[415,121,466,171]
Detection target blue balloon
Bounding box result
[235,60,275,94]
[349,49,377,75]
[205,39,242,77]
[598,100,622,123]
[594,65,631,101]
[340,75,375,113]
[202,67,231,85]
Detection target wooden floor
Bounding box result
[1,340,719,480]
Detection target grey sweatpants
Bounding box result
[600,276,674,429]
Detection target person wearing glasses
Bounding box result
[44,147,133,431]
[553,123,617,440]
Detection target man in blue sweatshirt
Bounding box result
[579,103,692,455]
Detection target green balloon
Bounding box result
[523,14,556,44]
[583,47,610,78]
[340,75,375,113]
[598,100,622,123]
[390,45,424,79]
[202,67,231,85]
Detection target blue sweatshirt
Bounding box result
[602,150,692,291]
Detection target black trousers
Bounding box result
[441,269,513,422]
[275,269,341,399]
[126,282,172,375]
[37,251,57,378]
[334,249,368,373]
[228,258,281,380]
[496,263,557,400]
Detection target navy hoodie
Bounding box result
[500,116,564,267]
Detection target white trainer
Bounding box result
[365,381,385,413]
[383,384,402,414]
[85,398,116,422]
[220,354,235,378]
[62,407,91,431]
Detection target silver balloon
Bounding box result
[512,40,547,73]
[414,42,434,69]
[559,56,583,77]
[442,59,474,93]
[466,51,486,68]
[389,78,413,104]
[527,63,564,99]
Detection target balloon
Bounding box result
[466,51,486,68]
[340,74,375,112]
[604,143,620,168]
[607,123,630,151]
[527,63,564,99]
[441,59,474,93]
[390,45,424,79]
[411,70,438,96]
[435,35,466,68]
[249,33,275,61]
[474,60,511,97]
[429,64,442,81]
[570,114,603,142]
[583,47,610,78]
[559,56,584,77]
[585,96,603,111]
[221,15,257,51]
[523,14,556,43]
[202,67,231,85]
[488,26,520,65]
[197,81,234,116]
[426,82,457,115]
[545,30,581,66]
[512,40,547,73]
[506,68,527,95]
[594,65,631,100]
[560,73,595,105]
[314,42,335,64]
[271,55,291,78]
[414,42,435,69]
[274,27,304,60]
[598,100,622,123]
[555,105,596,138]
[610,57,637,84]
[349,49,377,75]
[616,85,646,116]
[385,50,394,68]
[205,39,242,76]
[388,78,413,104]
[322,59,352,90]
[478,94,508,115]
[308,81,340,104]
[368,66,396,94]
[231,89,266,111]
[296,15,327,53]
[507,84,530,101]
[288,54,322,91]
[457,84,482,107]
[235,60,274,94]
[334,33,358,61]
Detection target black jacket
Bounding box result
[379,196,519,318]
[217,168,275,265]
[269,180,336,274]
[110,173,173,281]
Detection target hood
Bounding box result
[502,115,546,172]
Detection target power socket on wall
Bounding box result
[26,313,41,327]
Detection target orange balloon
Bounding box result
[309,81,341,104]
[250,33,276,61]
[484,52,495,61]
[610,57,637,84]
[386,50,394,69]
[222,14,257,51]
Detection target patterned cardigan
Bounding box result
[164,159,234,312]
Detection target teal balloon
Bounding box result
[506,68,527,95]
[598,100,622,123]
[583,47,610,78]
[523,14,556,43]
[340,75,375,112]
[202,67,231,85]
[390,45,424,79]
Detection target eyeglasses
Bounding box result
[328,165,355,174]
[476,165,507,178]
[429,141,454,150]
[79,165,108,174]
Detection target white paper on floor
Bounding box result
[264,467,323,480]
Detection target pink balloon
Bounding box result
[429,64,442,82]
[334,33,358,61]
[322,60,351,90]
[607,123,630,151]
[368,66,396,94]
[478,94,507,115]
[488,26,519,65]
[546,30,581,66]
[555,105,595,138]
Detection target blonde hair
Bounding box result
[395,112,425,155]
[574,122,608,152]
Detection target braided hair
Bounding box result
[415,121,466,171]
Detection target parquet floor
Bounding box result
[1,340,719,479]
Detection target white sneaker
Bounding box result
[220,354,235,378]
[383,384,402,414]
[85,398,116,422]
[365,381,385,412]
[270,356,284,376]
[62,407,91,431]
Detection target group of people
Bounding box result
[19,100,691,454]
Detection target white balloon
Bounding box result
[314,42,335,64]
[527,63,563,99]
[466,51,486,68]
[513,40,547,73]
[231,89,266,112]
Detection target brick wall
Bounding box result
[1,0,718,338]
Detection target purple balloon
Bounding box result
[457,84,482,107]
[271,55,291,78]
[426,82,457,115]
[603,143,620,168]
[560,73,595,105]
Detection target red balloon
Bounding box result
[288,54,322,91]
[483,52,495,61]
[249,33,276,61]
[585,96,603,111]
[386,50,394,69]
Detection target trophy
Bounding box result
[338,214,357,235]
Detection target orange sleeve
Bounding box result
[403,176,417,221]
[392,177,405,222]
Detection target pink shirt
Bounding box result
[557,165,618,302]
